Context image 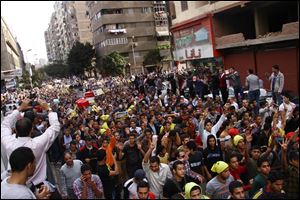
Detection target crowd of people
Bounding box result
[1,64,299,199]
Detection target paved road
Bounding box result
[49,161,63,194]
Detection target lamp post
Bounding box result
[25,49,33,89]
[131,36,137,75]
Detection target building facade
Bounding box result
[170,1,299,94]
[1,17,24,81]
[87,1,168,75]
[45,1,93,63]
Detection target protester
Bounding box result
[73,164,103,199]
[266,64,284,105]
[184,182,209,199]
[123,169,147,199]
[135,180,156,199]
[142,142,172,198]
[245,69,260,114]
[1,68,298,199]
[248,156,271,197]
[205,161,234,199]
[228,180,246,199]
[1,147,50,199]
[60,151,83,199]
[1,99,60,187]
[252,170,286,199]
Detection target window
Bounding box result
[117,24,126,29]
[154,5,165,12]
[181,1,188,11]
[99,38,128,48]
[142,7,152,13]
[102,9,123,15]
[155,17,168,26]
[127,8,134,14]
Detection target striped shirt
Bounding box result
[73,174,103,199]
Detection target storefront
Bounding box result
[171,14,223,72]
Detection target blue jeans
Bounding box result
[234,87,244,104]
[272,92,282,106]
[248,89,260,114]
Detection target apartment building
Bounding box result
[170,1,299,94]
[1,17,24,80]
[45,1,92,63]
[87,1,161,75]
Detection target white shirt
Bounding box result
[130,126,142,135]
[201,114,226,149]
[1,177,36,199]
[142,162,172,198]
[124,177,148,199]
[1,110,61,185]
[279,102,296,120]
[231,102,239,110]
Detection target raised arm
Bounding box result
[1,99,32,149]
[280,138,289,171]
[144,142,155,163]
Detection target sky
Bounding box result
[1,1,55,64]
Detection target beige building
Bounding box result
[87,1,170,75]
[1,17,24,80]
[170,1,299,94]
[45,1,92,63]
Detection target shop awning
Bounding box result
[156,30,169,36]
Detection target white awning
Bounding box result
[156,30,169,36]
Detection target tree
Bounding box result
[31,68,45,87]
[67,41,95,76]
[19,70,31,89]
[97,51,126,76]
[143,48,163,67]
[43,63,70,78]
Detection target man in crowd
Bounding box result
[252,170,286,199]
[1,147,50,199]
[73,164,103,199]
[1,99,60,188]
[245,69,260,114]
[228,180,246,199]
[60,151,82,199]
[266,64,284,105]
[142,142,172,198]
[206,161,234,199]
[123,169,147,199]
[135,180,156,199]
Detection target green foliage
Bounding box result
[31,68,45,87]
[43,63,70,78]
[97,51,126,76]
[19,70,31,89]
[157,44,171,50]
[143,49,162,66]
[67,41,95,76]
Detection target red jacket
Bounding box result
[229,165,251,191]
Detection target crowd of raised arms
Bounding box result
[1,65,299,199]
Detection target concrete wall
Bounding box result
[172,1,242,26]
[1,17,23,72]
[74,1,93,44]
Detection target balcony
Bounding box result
[93,26,155,45]
[92,13,154,31]
[98,41,157,56]
[107,28,127,34]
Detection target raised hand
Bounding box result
[18,99,32,112]
[279,138,288,151]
